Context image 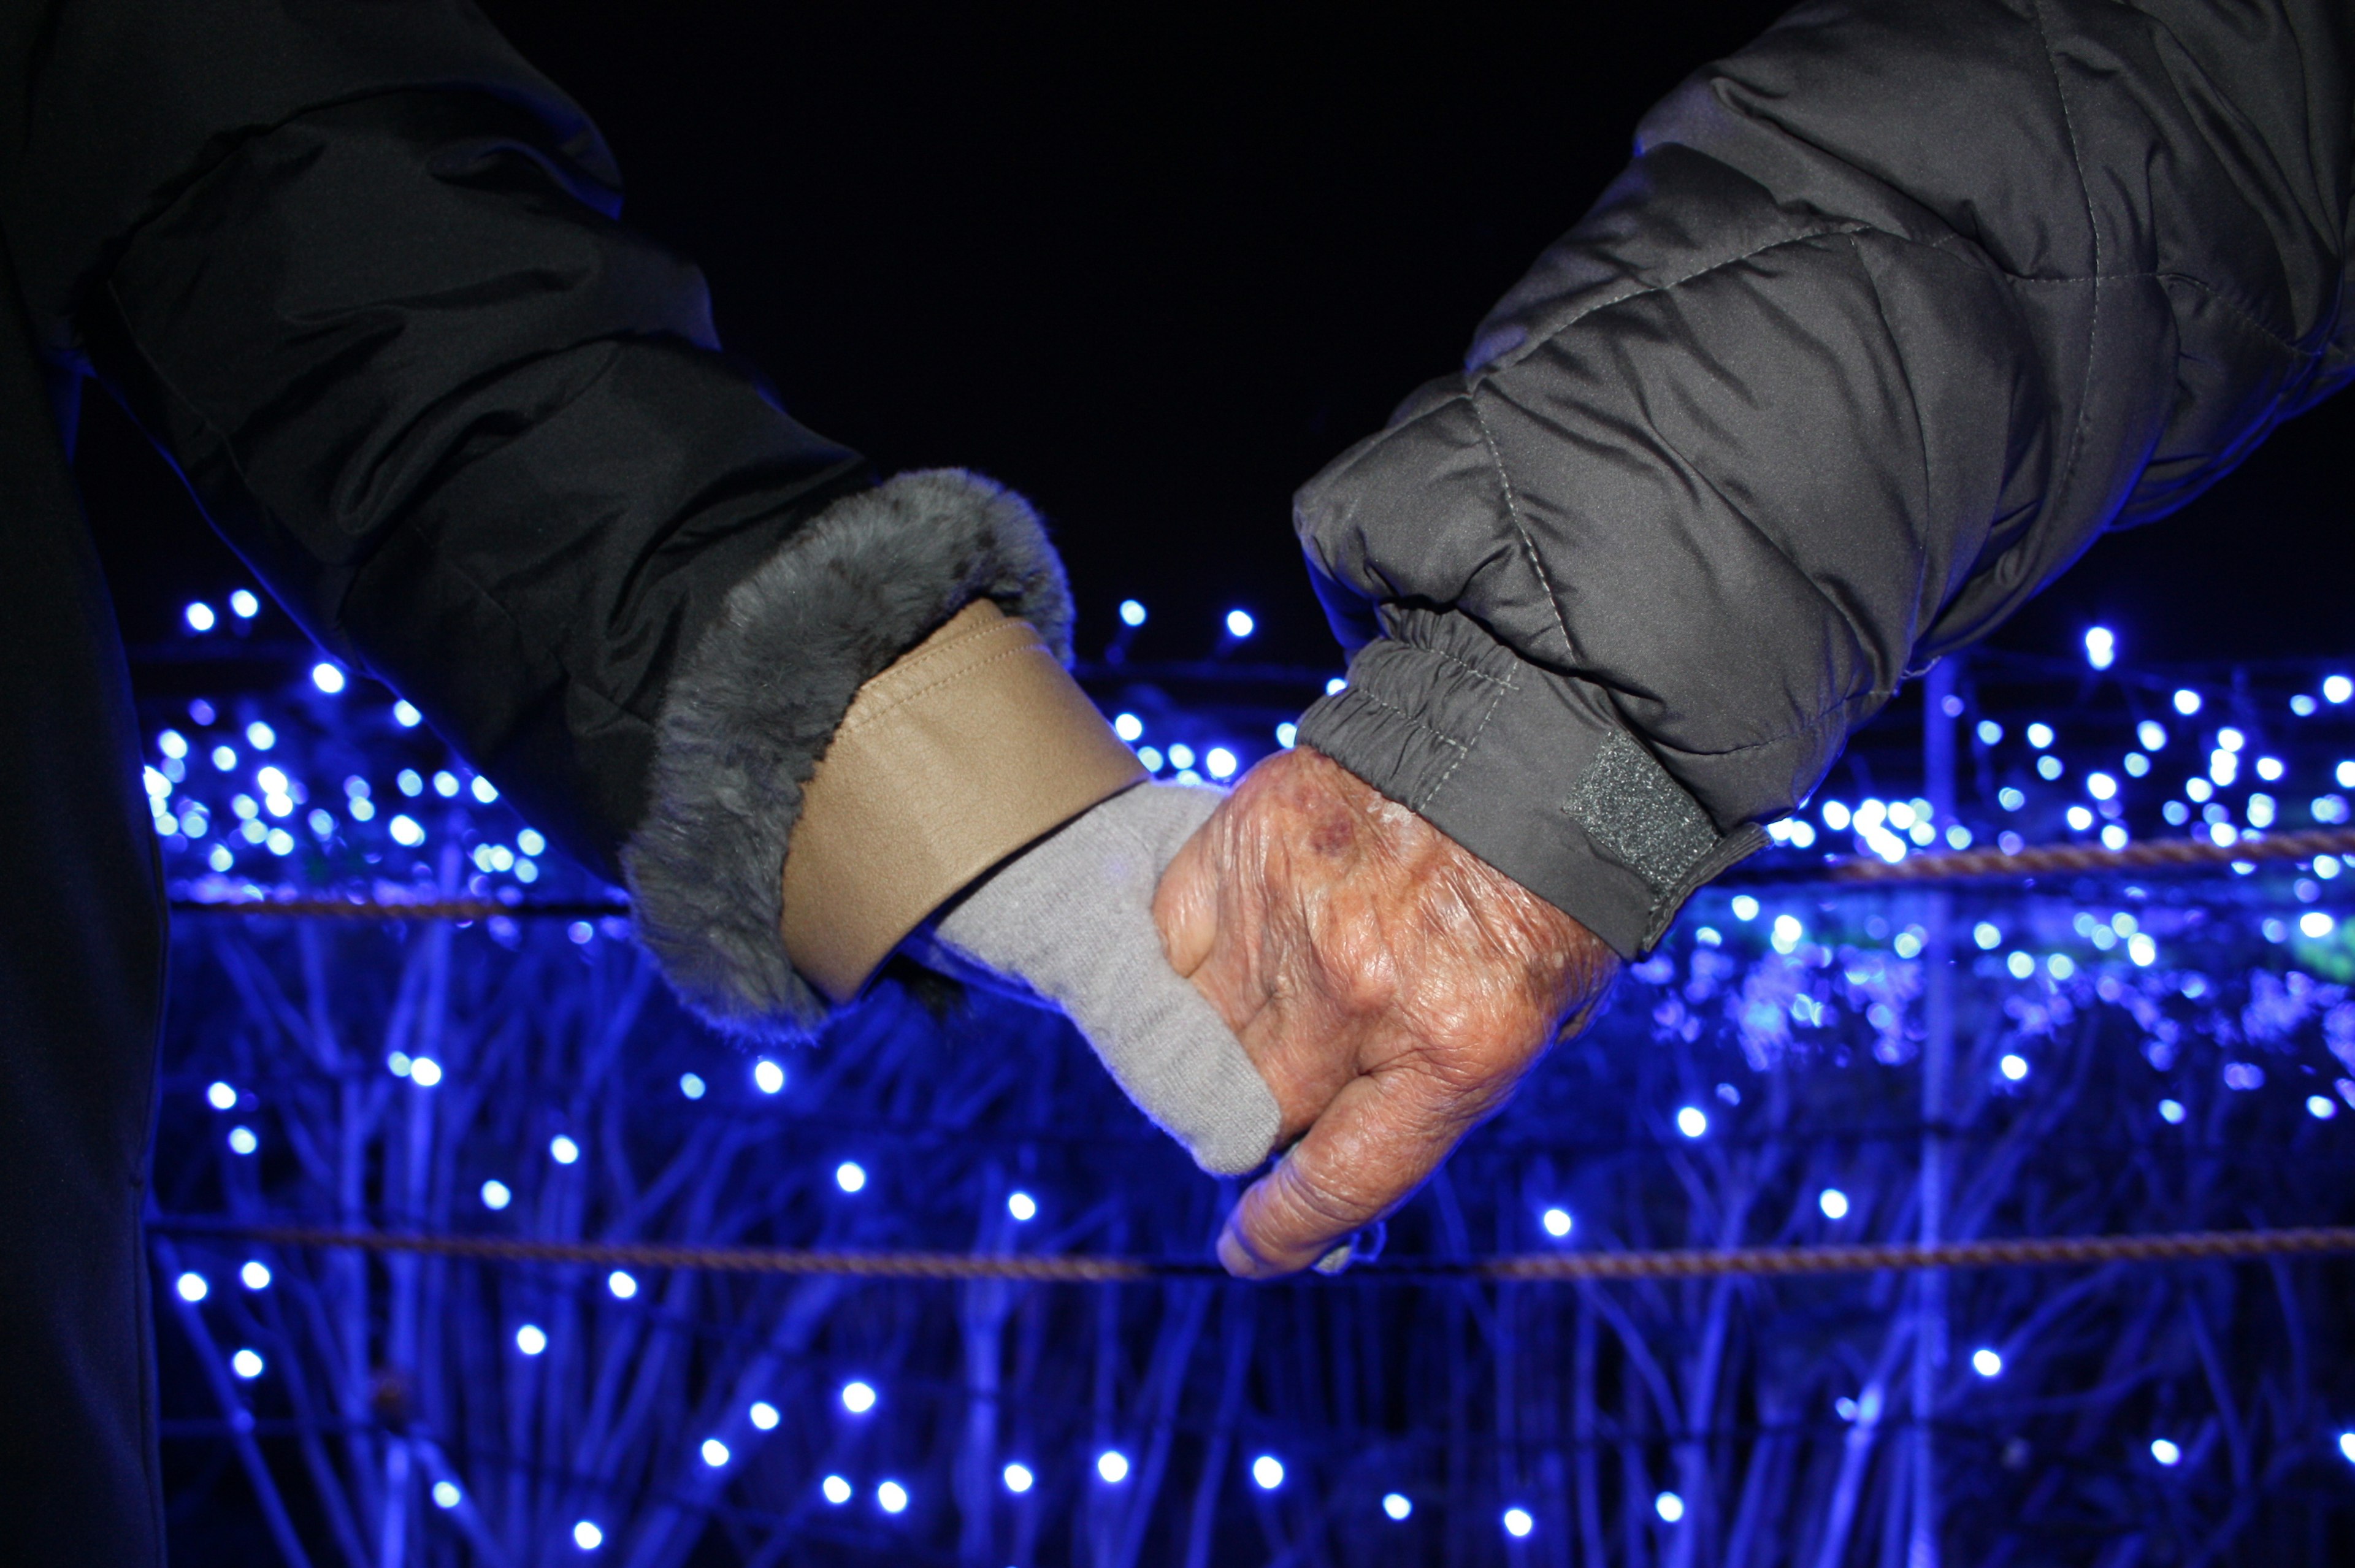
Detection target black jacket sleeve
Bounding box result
[1292,0,2354,957]
[0,0,1078,1039]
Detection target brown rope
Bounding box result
[167,828,2355,923]
[151,1220,2355,1282]
[1734,825,2355,889]
[170,898,628,922]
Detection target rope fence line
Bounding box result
[1734,825,2355,889]
[150,1220,2355,1283]
[165,828,2355,925]
[170,897,627,922]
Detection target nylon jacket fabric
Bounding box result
[1296,0,2353,957]
[29,29,871,876]
[0,2,882,1558]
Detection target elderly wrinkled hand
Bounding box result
[1154,746,1621,1277]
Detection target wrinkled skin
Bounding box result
[1154,746,1622,1277]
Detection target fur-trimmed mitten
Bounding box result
[924,782,1281,1176]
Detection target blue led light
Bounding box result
[1119,599,1147,627]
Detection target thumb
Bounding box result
[1216,1063,1466,1277]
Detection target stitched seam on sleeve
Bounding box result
[850,614,1028,694]
[1466,391,1577,666]
[2155,271,2327,358]
[832,643,1038,735]
[1333,686,1471,752]
[1479,228,1869,377]
[1408,640,1517,692]
[1413,676,1511,814]
[2028,0,2104,522]
[1650,686,1888,763]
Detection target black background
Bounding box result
[79,1,2353,679]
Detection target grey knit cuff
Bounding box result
[622,469,1075,1041]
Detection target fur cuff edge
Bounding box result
[621,468,1074,1041]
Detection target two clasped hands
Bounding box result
[987,745,1622,1280]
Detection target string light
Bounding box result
[146,601,2355,1534]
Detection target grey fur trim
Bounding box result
[621,469,1076,1041]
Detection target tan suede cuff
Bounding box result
[779,600,1147,1002]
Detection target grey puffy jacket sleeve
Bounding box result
[1293,0,2353,958]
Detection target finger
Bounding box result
[1231,995,1360,1147]
[1068,947,1281,1176]
[1216,1063,1469,1278]
[1151,813,1222,982]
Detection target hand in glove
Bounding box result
[923,781,1282,1176]
[1154,746,1621,1276]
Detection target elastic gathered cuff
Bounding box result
[1295,608,1764,957]
[622,470,1081,1040]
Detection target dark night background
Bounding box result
[78,1,2353,689]
[110,10,2355,1562]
